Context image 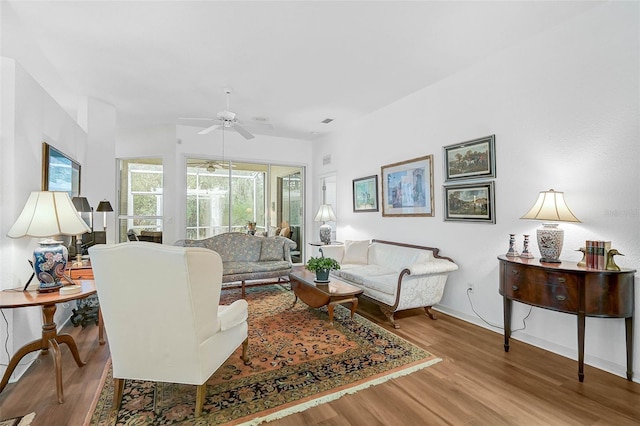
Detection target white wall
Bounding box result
[117,124,313,245]
[78,98,118,242]
[313,2,639,380]
[0,58,90,381]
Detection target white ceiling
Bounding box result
[1,1,601,140]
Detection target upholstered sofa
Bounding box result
[319,239,458,328]
[175,232,297,297]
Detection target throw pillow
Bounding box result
[260,238,285,261]
[342,240,369,265]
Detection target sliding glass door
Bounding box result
[186,159,268,238]
[117,158,164,243]
[186,159,303,262]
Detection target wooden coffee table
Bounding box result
[289,267,363,326]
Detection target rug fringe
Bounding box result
[238,357,442,425]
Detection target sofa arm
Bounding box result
[283,237,297,263]
[319,245,345,263]
[405,259,459,276]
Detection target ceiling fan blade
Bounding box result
[178,117,215,121]
[198,124,221,135]
[234,124,255,140]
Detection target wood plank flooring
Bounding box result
[0,297,638,425]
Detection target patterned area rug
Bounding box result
[89,284,440,425]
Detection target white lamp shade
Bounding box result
[520,189,580,223]
[314,204,336,222]
[7,191,92,238]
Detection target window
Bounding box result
[186,158,304,262]
[117,158,163,242]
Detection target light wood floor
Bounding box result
[0,297,638,425]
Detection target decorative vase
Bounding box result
[33,239,67,292]
[537,223,563,263]
[319,223,332,244]
[315,268,330,282]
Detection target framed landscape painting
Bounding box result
[353,175,379,212]
[443,135,495,181]
[42,142,81,197]
[381,155,434,217]
[443,181,495,223]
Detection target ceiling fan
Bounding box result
[188,160,235,173]
[180,88,255,139]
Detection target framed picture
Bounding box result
[443,181,495,223]
[42,142,81,197]
[352,175,379,212]
[381,155,434,217]
[443,135,495,181]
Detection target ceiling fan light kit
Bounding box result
[187,88,255,139]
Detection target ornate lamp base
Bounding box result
[319,223,332,245]
[537,223,563,263]
[33,239,67,292]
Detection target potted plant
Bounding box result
[306,255,340,282]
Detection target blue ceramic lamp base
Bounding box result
[33,239,68,292]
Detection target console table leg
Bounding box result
[625,316,633,381]
[503,297,512,352]
[577,313,585,382]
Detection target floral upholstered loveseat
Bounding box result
[174,232,297,297]
[320,239,458,328]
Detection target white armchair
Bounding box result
[89,242,250,417]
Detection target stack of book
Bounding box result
[585,240,611,269]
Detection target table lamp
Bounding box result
[7,192,91,292]
[96,200,113,231]
[520,189,580,263]
[314,204,336,245]
[71,196,92,257]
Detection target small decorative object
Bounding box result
[520,189,580,263]
[305,255,340,282]
[247,221,256,235]
[314,204,336,244]
[7,191,91,292]
[506,233,519,257]
[576,247,587,267]
[520,235,534,259]
[605,249,623,271]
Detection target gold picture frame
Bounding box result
[381,155,434,217]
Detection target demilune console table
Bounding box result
[498,255,635,382]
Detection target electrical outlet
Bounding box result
[467,282,474,292]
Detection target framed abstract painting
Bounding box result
[381,155,434,217]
